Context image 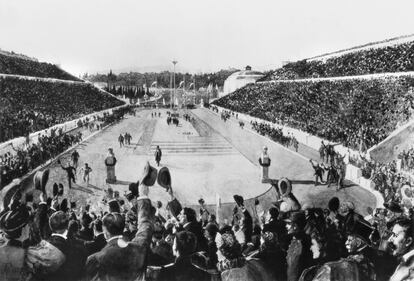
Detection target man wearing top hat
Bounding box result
[342,219,377,281]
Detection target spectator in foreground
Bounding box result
[158,231,210,281]
[216,232,274,281]
[85,183,154,281]
[388,218,414,281]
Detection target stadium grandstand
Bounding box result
[0,49,82,81]
[258,33,414,81]
[0,51,125,143]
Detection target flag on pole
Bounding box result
[178,81,184,88]
[188,82,194,89]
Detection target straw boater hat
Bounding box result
[141,162,158,186]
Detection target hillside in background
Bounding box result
[86,68,239,89]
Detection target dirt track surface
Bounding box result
[17,108,376,215]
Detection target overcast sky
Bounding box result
[1,0,413,76]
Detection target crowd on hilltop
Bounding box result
[260,40,414,81]
[213,76,414,149]
[0,77,124,143]
[0,53,80,81]
[3,161,414,281]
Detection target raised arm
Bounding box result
[132,183,154,251]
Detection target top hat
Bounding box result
[58,184,64,196]
[60,199,69,213]
[157,167,171,190]
[142,162,158,186]
[127,182,139,199]
[52,183,59,197]
[347,219,375,245]
[233,195,244,207]
[0,204,30,233]
[34,169,50,193]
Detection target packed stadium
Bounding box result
[2,1,414,281]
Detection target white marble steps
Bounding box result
[149,137,237,155]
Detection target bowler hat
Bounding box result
[328,197,340,212]
[157,167,171,190]
[384,201,403,213]
[0,204,30,233]
[108,199,120,213]
[142,162,158,186]
[34,169,50,193]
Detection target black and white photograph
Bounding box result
[1,0,414,280]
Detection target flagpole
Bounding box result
[172,60,177,109]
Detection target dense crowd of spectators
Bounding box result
[260,40,414,81]
[213,76,414,149]
[0,53,80,81]
[0,77,125,143]
[251,121,297,149]
[3,166,414,281]
[0,106,132,189]
[0,130,83,189]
